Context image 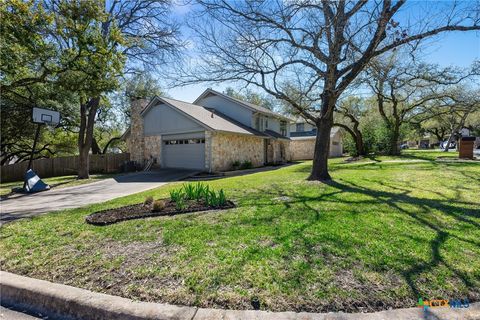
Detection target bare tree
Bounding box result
[75,0,182,178]
[179,0,480,180]
[365,56,475,155]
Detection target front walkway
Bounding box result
[0,169,196,224]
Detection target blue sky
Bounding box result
[167,3,480,103]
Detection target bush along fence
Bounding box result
[1,153,130,183]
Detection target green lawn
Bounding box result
[0,174,116,197]
[1,150,478,313]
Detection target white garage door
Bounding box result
[162,133,205,170]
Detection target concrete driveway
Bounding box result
[0,169,196,225]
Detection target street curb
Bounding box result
[1,271,479,320]
[0,271,197,320]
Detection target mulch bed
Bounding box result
[85,199,235,226]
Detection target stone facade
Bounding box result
[144,135,162,165]
[128,98,149,165]
[290,138,316,160]
[209,132,265,171]
[290,135,343,160]
[266,140,291,164]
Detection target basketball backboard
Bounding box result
[32,107,60,126]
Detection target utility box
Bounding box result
[459,136,475,159]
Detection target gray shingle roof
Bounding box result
[151,97,268,137]
[194,89,292,121]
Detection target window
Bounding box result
[296,123,305,132]
[265,118,269,128]
[255,116,266,131]
[254,117,260,130]
[164,138,205,145]
[280,121,287,136]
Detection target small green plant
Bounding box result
[143,196,154,207]
[152,199,166,212]
[169,189,185,203]
[183,183,196,200]
[239,160,253,170]
[175,197,187,211]
[206,190,219,207]
[205,189,227,207]
[194,182,209,200]
[218,189,226,206]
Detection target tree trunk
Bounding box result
[77,147,90,179]
[78,97,100,179]
[355,132,365,156]
[390,124,401,155]
[308,117,333,181]
[334,123,365,157]
[91,137,102,154]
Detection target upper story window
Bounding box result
[280,121,287,136]
[255,116,265,131]
[296,122,305,132]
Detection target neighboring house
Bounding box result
[123,89,292,172]
[289,119,343,159]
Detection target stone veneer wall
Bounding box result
[209,132,265,172]
[266,140,291,164]
[144,136,162,165]
[129,98,149,165]
[290,138,316,160]
[290,136,343,160]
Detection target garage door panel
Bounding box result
[163,135,205,170]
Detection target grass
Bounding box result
[1,150,479,313]
[0,174,116,196]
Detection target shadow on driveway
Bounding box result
[0,169,197,225]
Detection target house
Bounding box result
[123,89,292,172]
[289,119,343,159]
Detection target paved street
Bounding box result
[0,169,196,224]
[0,306,43,320]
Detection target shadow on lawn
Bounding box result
[247,177,479,304]
[332,180,477,298]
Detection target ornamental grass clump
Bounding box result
[143,196,154,207]
[152,199,166,212]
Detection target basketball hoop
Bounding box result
[32,107,60,126]
[21,107,61,193]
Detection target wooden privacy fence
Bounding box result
[1,153,130,183]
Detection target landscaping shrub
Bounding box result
[239,160,253,170]
[231,160,241,170]
[152,199,166,212]
[143,196,154,207]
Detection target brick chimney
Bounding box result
[129,97,149,165]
